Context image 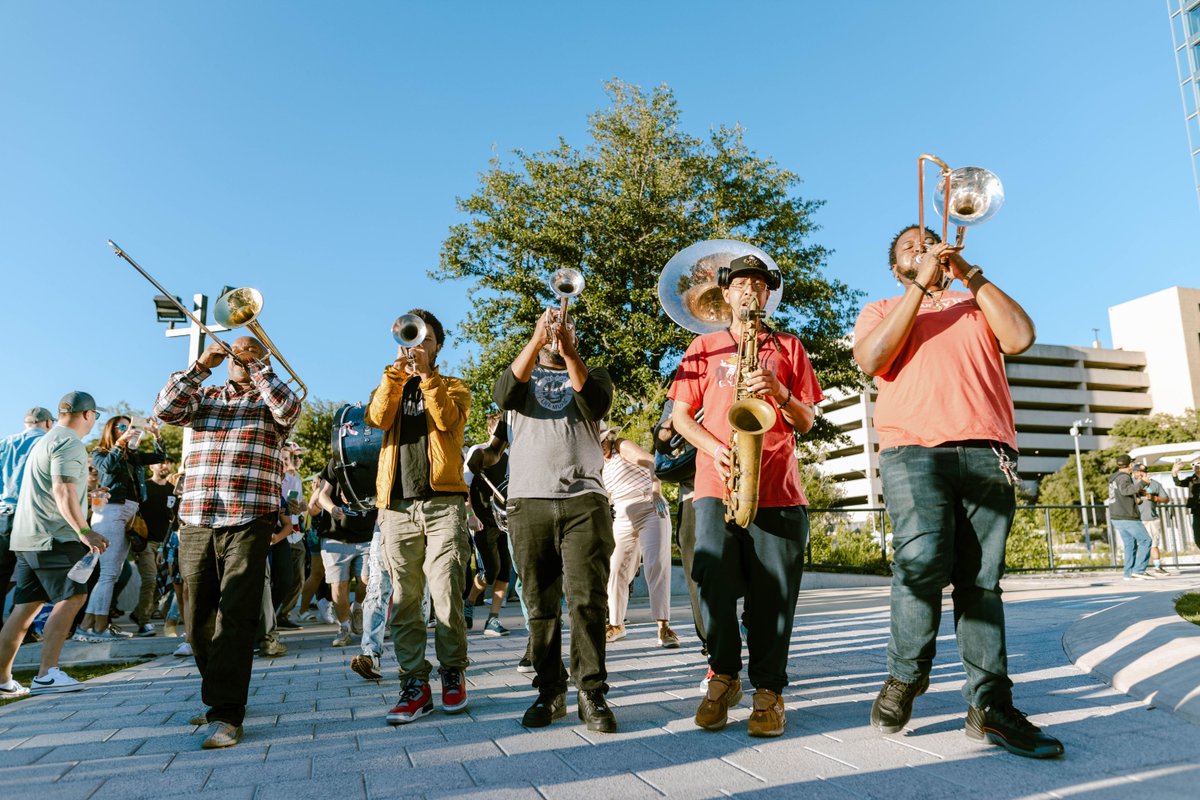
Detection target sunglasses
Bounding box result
[117,424,129,432]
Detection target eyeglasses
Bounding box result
[116,424,129,432]
[728,279,768,292]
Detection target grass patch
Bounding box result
[1176,593,1200,627]
[1,659,149,706]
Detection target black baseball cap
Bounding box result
[58,391,98,415]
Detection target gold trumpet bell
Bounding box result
[214,287,264,328]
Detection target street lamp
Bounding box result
[1070,418,1093,553]
[155,291,230,458]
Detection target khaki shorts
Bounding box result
[1143,518,1165,549]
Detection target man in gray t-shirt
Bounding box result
[0,391,108,699]
[1133,464,1170,575]
[494,305,616,734]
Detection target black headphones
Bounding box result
[717,254,781,291]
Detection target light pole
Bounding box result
[156,292,229,459]
[1070,418,1093,553]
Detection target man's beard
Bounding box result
[538,347,567,370]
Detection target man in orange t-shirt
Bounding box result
[853,225,1062,760]
[669,253,822,738]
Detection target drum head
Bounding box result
[331,403,382,512]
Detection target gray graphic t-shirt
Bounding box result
[493,364,613,499]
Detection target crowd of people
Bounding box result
[13,232,1199,760]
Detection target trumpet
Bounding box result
[392,313,428,370]
[915,154,1005,308]
[547,267,584,352]
[108,241,307,401]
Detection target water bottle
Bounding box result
[67,552,99,583]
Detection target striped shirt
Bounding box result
[602,452,655,503]
[154,361,301,528]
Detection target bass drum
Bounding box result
[330,403,382,512]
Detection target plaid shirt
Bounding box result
[154,360,301,528]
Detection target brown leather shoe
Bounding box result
[747,688,786,737]
[694,673,742,730]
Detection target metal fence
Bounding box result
[804,503,1199,573]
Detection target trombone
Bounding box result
[547,267,584,352]
[391,313,428,370]
[108,240,308,402]
[915,154,1005,307]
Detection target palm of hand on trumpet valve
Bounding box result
[536,306,579,358]
[394,339,435,379]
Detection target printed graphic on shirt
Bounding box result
[717,349,774,388]
[533,370,572,412]
[402,387,426,417]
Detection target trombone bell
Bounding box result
[933,166,1004,228]
[214,288,264,328]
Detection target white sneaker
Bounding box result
[317,599,336,624]
[351,604,363,636]
[1130,572,1157,580]
[105,625,133,639]
[29,667,83,695]
[332,626,353,647]
[0,678,29,699]
[299,610,317,623]
[90,628,128,642]
[174,641,194,657]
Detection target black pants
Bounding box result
[0,519,15,625]
[673,480,705,649]
[180,514,274,727]
[268,539,295,615]
[692,497,808,694]
[509,493,614,694]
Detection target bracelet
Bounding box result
[780,387,793,406]
[963,265,983,284]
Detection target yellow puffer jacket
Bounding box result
[364,364,471,507]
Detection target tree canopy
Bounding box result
[435,79,862,445]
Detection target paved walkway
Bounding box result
[3,573,1200,799]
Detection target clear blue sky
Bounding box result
[1,1,1195,432]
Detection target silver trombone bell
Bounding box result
[932,166,1004,228]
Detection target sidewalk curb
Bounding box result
[1062,580,1200,726]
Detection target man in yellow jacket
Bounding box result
[365,309,471,724]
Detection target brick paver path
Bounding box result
[2,576,1199,799]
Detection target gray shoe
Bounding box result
[259,637,288,658]
[188,712,209,726]
[200,721,243,749]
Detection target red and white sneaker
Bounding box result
[440,667,468,714]
[386,679,433,725]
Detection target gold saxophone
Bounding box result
[725,294,779,527]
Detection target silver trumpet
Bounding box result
[392,313,428,370]
[547,267,584,352]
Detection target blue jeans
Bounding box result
[1112,519,1152,577]
[692,497,808,693]
[879,445,1015,709]
[360,529,392,658]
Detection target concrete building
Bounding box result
[1109,286,1200,415]
[1168,1,1200,208]
[818,286,1200,507]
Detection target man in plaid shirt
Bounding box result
[154,336,301,750]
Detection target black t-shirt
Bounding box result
[319,459,377,543]
[391,378,433,503]
[140,479,177,543]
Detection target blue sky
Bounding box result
[1,1,1196,432]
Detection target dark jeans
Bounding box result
[508,492,614,694]
[692,497,807,694]
[879,444,1015,709]
[179,514,274,727]
[673,480,705,648]
[1191,510,1200,550]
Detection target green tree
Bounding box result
[290,399,340,481]
[1110,410,1200,452]
[435,79,862,444]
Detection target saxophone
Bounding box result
[725,294,779,527]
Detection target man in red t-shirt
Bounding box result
[853,225,1062,759]
[669,253,822,738]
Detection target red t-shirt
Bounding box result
[668,330,824,506]
[853,291,1017,450]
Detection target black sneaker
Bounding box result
[870,675,929,734]
[966,703,1064,759]
[521,690,566,728]
[578,688,617,733]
